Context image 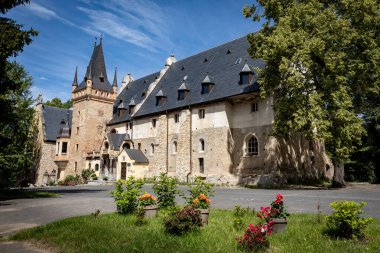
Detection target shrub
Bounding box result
[270,193,289,219]
[325,201,373,239]
[81,169,95,183]
[91,174,98,180]
[135,207,147,226]
[185,177,214,204]
[111,177,144,215]
[62,174,81,186]
[163,205,202,235]
[237,223,272,251]
[138,192,157,207]
[233,205,253,231]
[153,173,181,208]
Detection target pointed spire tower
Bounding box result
[112,66,118,93]
[72,67,78,92]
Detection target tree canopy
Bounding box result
[244,0,380,186]
[44,97,72,109]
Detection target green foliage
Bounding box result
[61,174,81,186]
[152,173,181,208]
[81,169,95,183]
[163,205,202,235]
[325,201,373,239]
[111,177,144,215]
[0,1,38,189]
[135,207,147,226]
[44,97,72,109]
[233,205,253,231]
[0,62,37,189]
[184,177,215,204]
[243,0,380,180]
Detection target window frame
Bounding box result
[198,109,205,119]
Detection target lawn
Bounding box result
[12,210,380,253]
[0,190,59,201]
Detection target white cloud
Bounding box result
[39,76,47,80]
[25,2,75,27]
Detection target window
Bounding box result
[76,144,79,151]
[251,102,258,112]
[62,142,68,154]
[129,106,134,114]
[240,74,250,85]
[129,122,133,129]
[111,129,116,133]
[201,84,210,94]
[199,158,204,173]
[247,136,258,155]
[150,144,155,155]
[104,142,109,149]
[152,119,157,128]
[198,109,205,119]
[123,143,130,149]
[173,141,177,154]
[76,127,79,135]
[200,139,205,152]
[174,113,180,123]
[122,156,125,162]
[178,90,185,100]
[95,164,99,171]
[156,96,166,106]
[75,161,77,172]
[138,143,141,150]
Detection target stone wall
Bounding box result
[36,141,59,185]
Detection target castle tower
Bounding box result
[68,37,116,175]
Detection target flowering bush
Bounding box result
[138,192,157,207]
[192,193,211,209]
[163,205,202,235]
[270,194,289,219]
[237,223,272,250]
[256,206,273,223]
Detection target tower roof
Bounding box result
[74,40,113,92]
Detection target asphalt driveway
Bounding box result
[1,183,379,238]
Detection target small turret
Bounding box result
[72,67,78,92]
[112,66,118,93]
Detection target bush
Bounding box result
[233,205,253,231]
[111,177,144,215]
[325,201,373,239]
[81,169,95,183]
[184,177,214,205]
[237,223,272,251]
[163,205,202,235]
[153,173,181,208]
[61,174,81,186]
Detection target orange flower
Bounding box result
[199,193,207,200]
[193,198,199,205]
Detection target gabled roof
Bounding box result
[75,42,113,92]
[202,74,214,84]
[42,105,73,142]
[124,149,149,163]
[107,133,128,151]
[178,82,190,90]
[133,35,264,117]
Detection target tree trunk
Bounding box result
[332,162,346,188]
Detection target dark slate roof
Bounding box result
[107,133,127,150]
[42,105,73,142]
[107,72,159,125]
[125,149,149,163]
[132,35,265,117]
[74,43,113,92]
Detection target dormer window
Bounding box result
[201,73,214,95]
[240,62,254,85]
[156,89,166,106]
[177,83,189,101]
[129,106,134,114]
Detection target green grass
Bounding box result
[12,210,380,253]
[0,190,59,201]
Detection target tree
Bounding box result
[44,97,72,109]
[0,62,36,189]
[243,0,380,187]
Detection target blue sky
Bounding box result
[6,0,261,102]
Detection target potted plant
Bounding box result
[269,194,289,233]
[138,192,158,218]
[192,193,211,225]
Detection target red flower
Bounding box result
[276,193,283,200]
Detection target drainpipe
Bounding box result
[166,110,169,174]
[187,106,192,183]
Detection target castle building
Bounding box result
[34,35,333,186]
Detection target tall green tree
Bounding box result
[0,62,36,189]
[44,97,72,109]
[243,0,380,187]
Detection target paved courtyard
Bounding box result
[1,183,379,238]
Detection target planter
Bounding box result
[197,209,210,226]
[142,205,158,218]
[271,218,287,233]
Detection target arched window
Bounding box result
[95,164,99,171]
[150,144,155,155]
[104,142,109,149]
[200,139,205,152]
[173,141,177,154]
[247,136,258,155]
[122,143,130,149]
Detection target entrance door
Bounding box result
[121,162,127,180]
